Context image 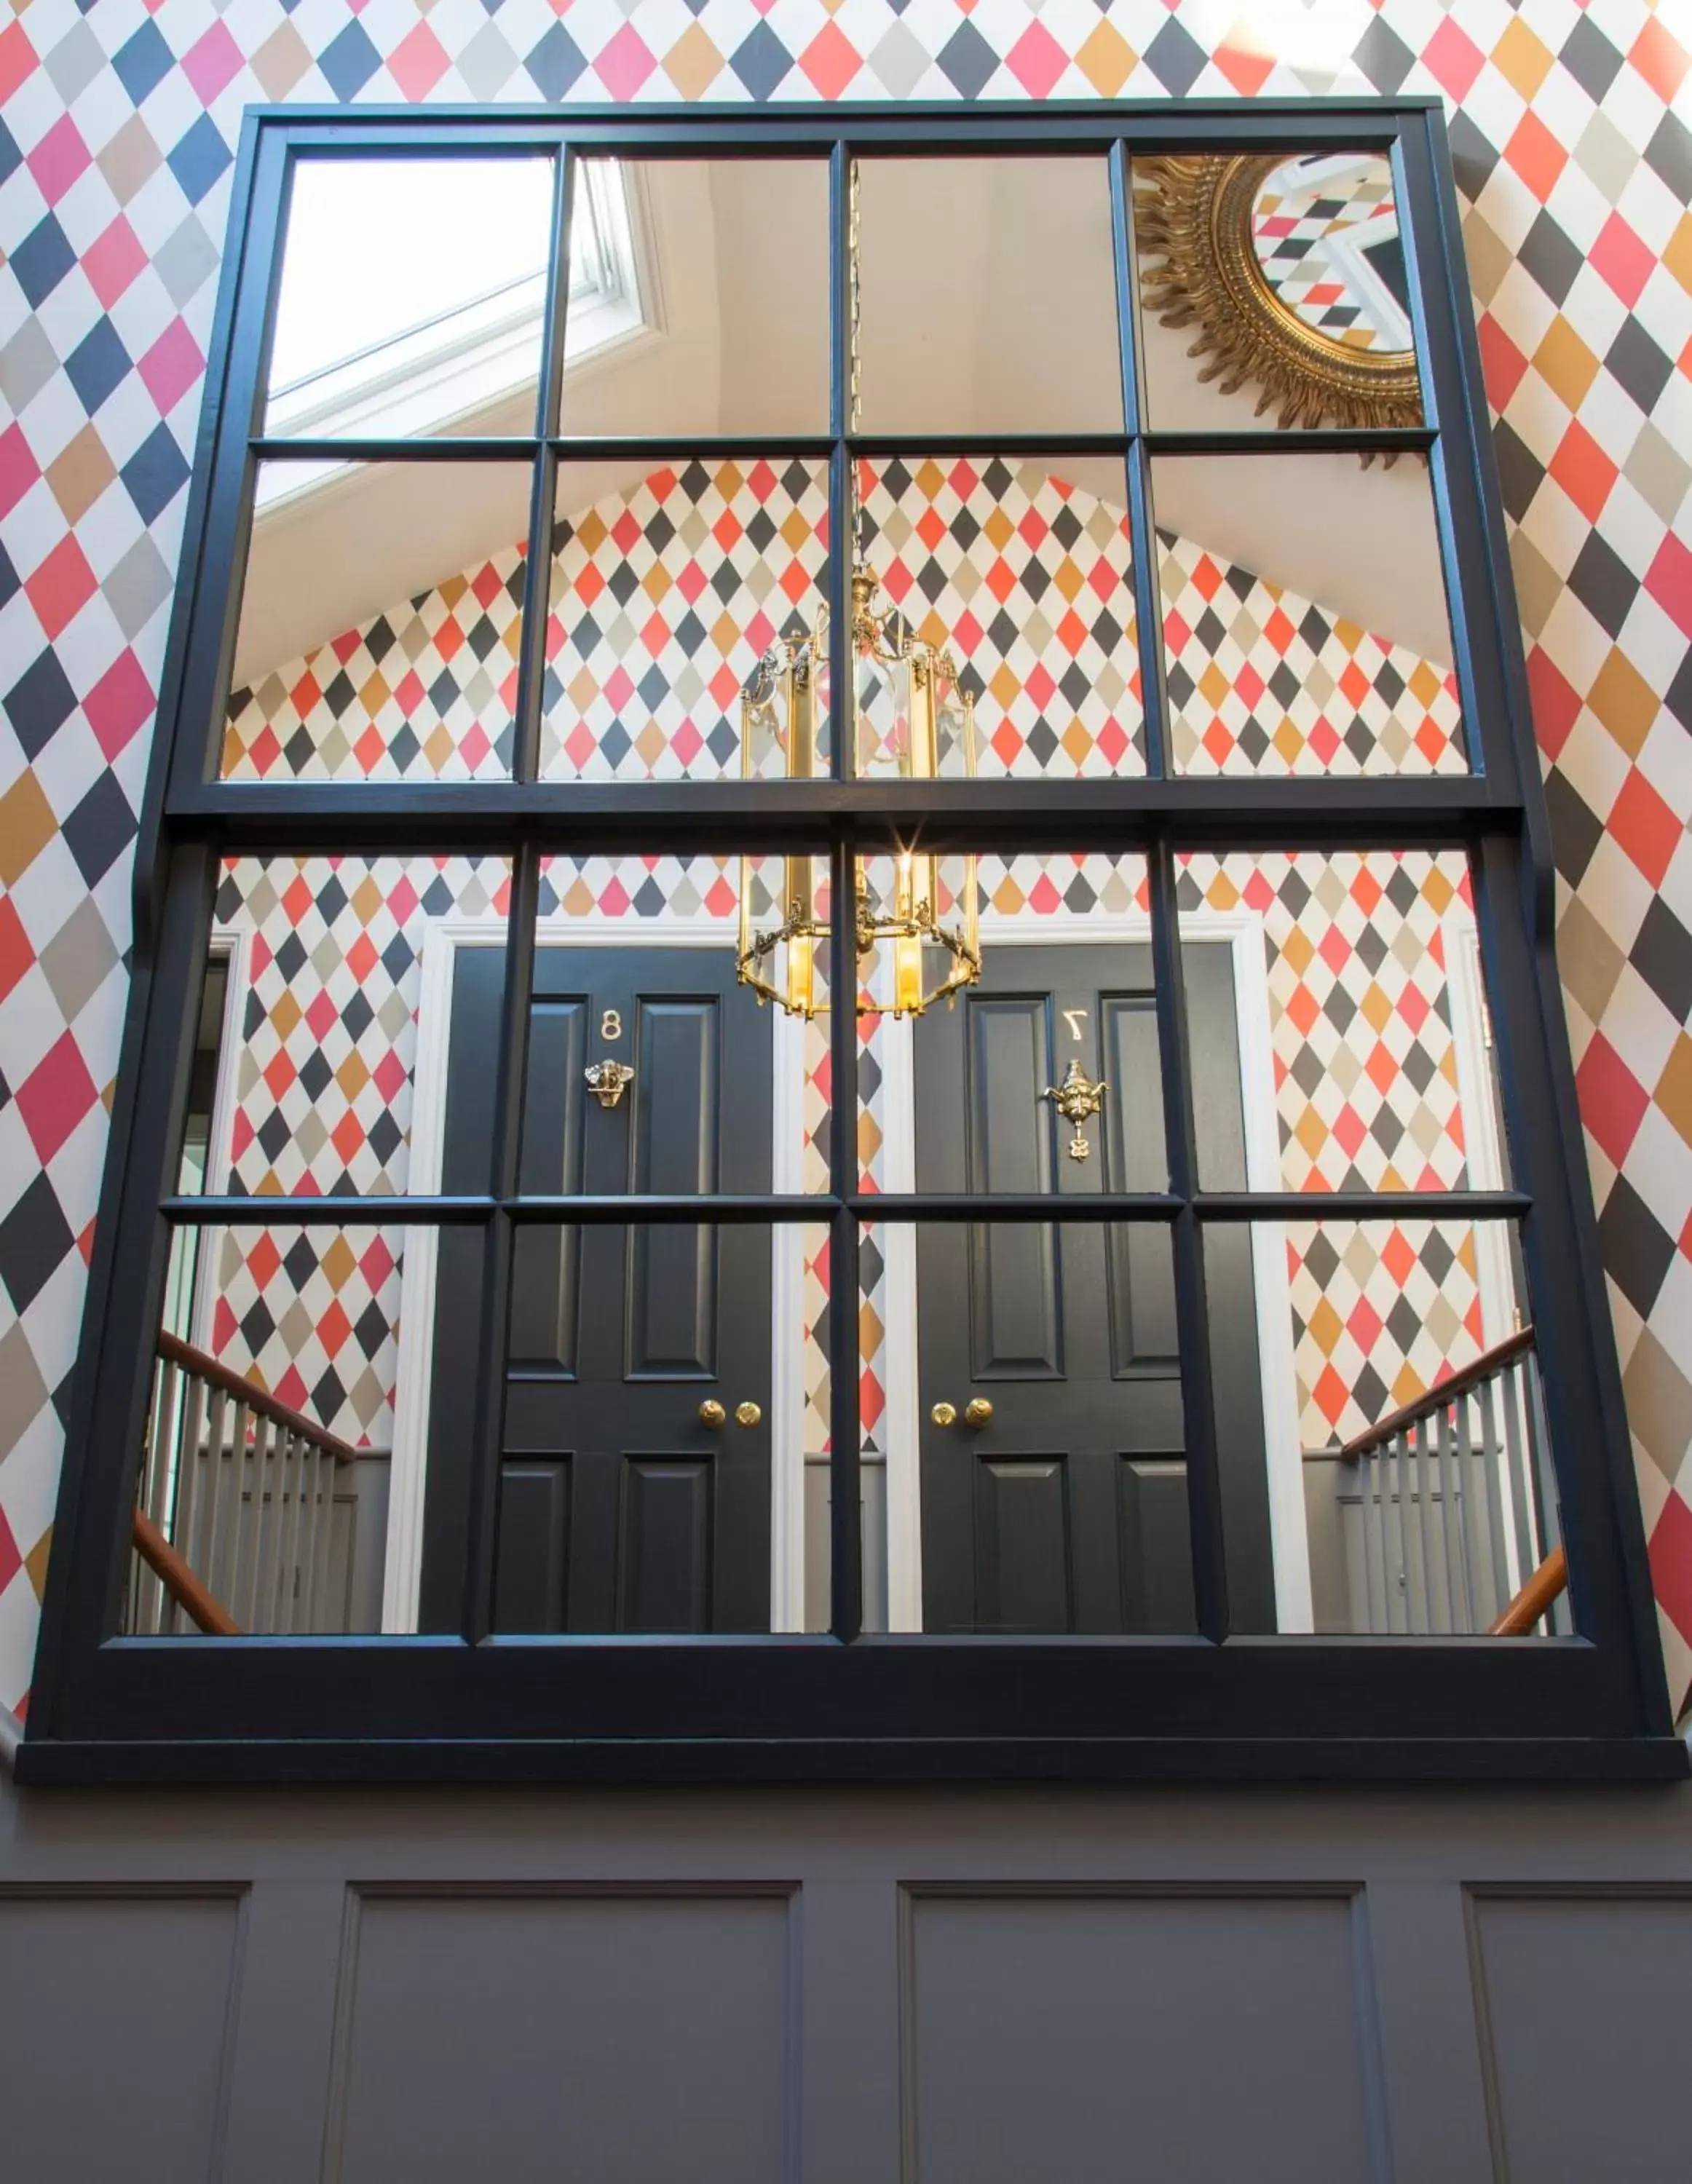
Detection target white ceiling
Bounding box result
[234,156,1452,689]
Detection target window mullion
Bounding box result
[1147,834,1230,1643]
[509,151,576,786]
[826,142,862,1644]
[459,844,540,1645]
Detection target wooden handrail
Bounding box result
[131,1510,241,1636]
[1488,1544,1568,1636]
[157,1330,362,1465]
[1332,1326,1536,1465]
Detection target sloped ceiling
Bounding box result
[235,157,1452,687]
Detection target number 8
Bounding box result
[601,1008,622,1041]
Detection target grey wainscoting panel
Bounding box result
[904,1891,1383,2184]
[0,1890,243,2183]
[1468,1891,1692,2184]
[328,1888,793,2184]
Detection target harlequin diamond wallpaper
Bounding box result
[0,0,1688,1710]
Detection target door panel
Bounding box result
[630,998,719,1194]
[618,1457,713,1632]
[1101,994,1179,1374]
[914,939,1273,1634]
[493,1460,571,1635]
[965,999,1056,1195]
[973,1459,1072,1633]
[425,942,773,1634]
[625,1224,717,1379]
[968,1223,1063,1380]
[510,994,588,1369]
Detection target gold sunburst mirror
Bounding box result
[1134,153,1423,442]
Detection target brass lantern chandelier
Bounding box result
[735,165,984,1024]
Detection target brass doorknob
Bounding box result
[698,1400,726,1429]
[735,1401,762,1428]
[964,1398,994,1429]
[930,1401,957,1428]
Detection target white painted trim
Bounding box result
[189,927,250,1358]
[1442,909,1527,1598]
[1442,911,1515,1344]
[767,1003,810,1634]
[388,914,814,1635]
[874,911,1314,1634]
[877,1014,922,1631]
[1225,917,1314,1634]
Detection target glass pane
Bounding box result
[1134,151,1423,433]
[525,855,832,1195]
[489,1222,827,1634]
[226,460,530,782]
[1153,453,1463,775]
[1174,850,1506,1195]
[855,850,1160,1196]
[1218,1218,1560,1636]
[858,455,1142,780]
[209,855,512,1198]
[861,1219,1194,1635]
[558,159,829,435]
[857,158,1123,433]
[266,157,554,439]
[127,1221,457,1635]
[541,456,829,781]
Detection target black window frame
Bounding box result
[19,99,1683,1787]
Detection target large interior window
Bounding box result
[20,108,1678,1783]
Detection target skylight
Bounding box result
[258,158,649,501]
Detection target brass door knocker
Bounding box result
[1042,1059,1107,1163]
[585,1059,634,1110]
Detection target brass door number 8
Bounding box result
[601,1009,622,1040]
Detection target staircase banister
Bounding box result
[156,1331,362,1465]
[1330,1326,1537,1465]
[1487,1544,1568,1637]
[131,1511,242,1637]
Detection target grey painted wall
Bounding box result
[3,1778,1692,2182]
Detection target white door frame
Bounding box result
[1442,909,1516,1345]
[871,911,1314,1634]
[189,926,251,1354]
[384,915,809,1635]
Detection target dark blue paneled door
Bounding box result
[913,941,1275,1634]
[423,944,773,1634]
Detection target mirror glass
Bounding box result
[265,157,555,440]
[1249,154,1413,356]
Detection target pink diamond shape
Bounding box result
[182,20,243,103]
[1645,532,1692,640]
[26,114,91,207]
[1590,213,1654,308]
[0,423,41,524]
[84,214,146,309]
[138,319,205,417]
[595,25,657,98]
[17,1032,99,1164]
[388,22,451,98]
[1005,20,1064,96]
[84,649,154,760]
[1423,17,1485,100]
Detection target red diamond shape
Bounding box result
[17,1033,98,1163]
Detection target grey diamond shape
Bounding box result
[936,20,998,99]
[730,23,794,101]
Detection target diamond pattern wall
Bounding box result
[206,459,1475,1465]
[1,0,1688,1713]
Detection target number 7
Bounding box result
[1062,1008,1086,1043]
